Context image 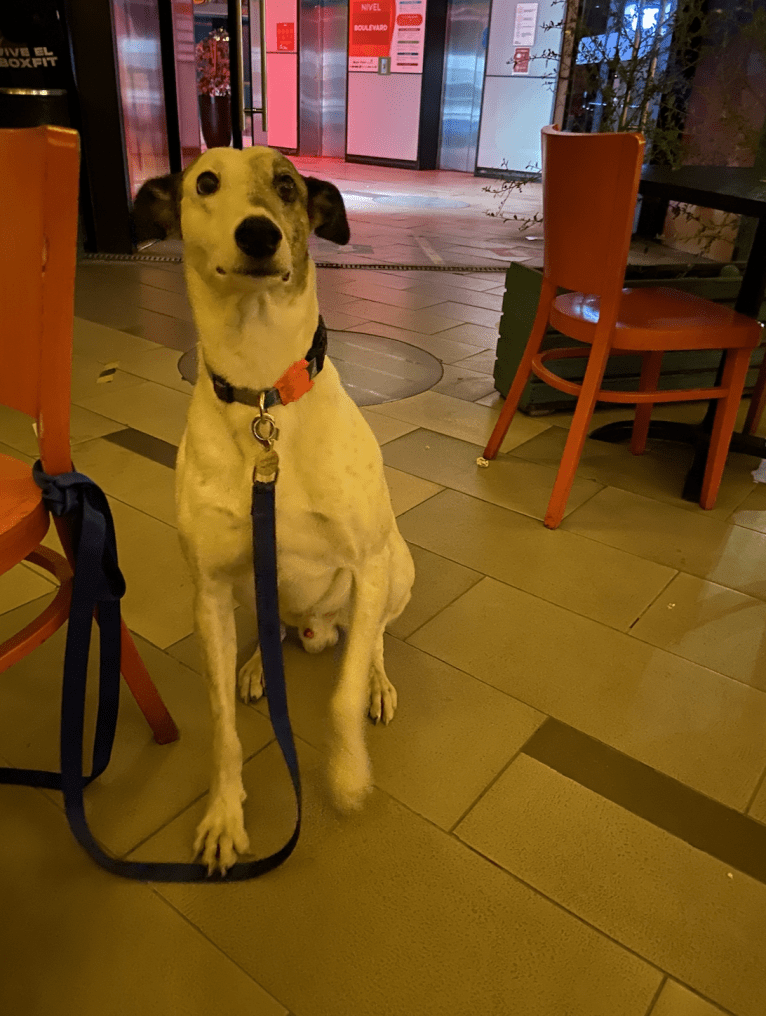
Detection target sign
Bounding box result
[513,4,538,47]
[348,0,426,73]
[276,22,295,51]
[512,47,531,74]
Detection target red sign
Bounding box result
[276,22,295,51]
[349,0,395,58]
[513,47,531,73]
[396,13,422,26]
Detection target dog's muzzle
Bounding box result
[234,215,282,260]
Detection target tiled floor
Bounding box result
[2,159,766,1016]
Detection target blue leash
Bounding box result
[0,461,301,881]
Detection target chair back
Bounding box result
[0,126,80,475]
[542,124,645,303]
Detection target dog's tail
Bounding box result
[326,551,390,811]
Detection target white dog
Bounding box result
[134,148,414,874]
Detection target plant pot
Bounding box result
[198,93,231,149]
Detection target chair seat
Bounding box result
[0,453,49,573]
[551,287,763,351]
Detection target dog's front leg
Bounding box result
[193,580,250,874]
[327,552,391,811]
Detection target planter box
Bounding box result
[493,262,765,415]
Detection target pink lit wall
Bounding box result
[265,0,298,150]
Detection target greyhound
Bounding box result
[133,147,414,874]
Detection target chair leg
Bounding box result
[483,279,556,460]
[631,351,663,455]
[700,347,752,510]
[120,621,180,744]
[743,353,766,436]
[545,333,613,529]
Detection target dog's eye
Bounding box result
[275,174,296,202]
[196,171,220,197]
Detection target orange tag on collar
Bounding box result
[274,359,314,405]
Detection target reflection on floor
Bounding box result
[2,160,766,1016]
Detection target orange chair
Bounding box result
[483,125,762,529]
[0,125,178,745]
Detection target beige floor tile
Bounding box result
[252,634,545,829]
[382,429,602,521]
[321,308,368,331]
[433,300,501,329]
[409,578,766,808]
[70,352,148,402]
[0,788,287,1016]
[73,316,160,362]
[353,319,488,363]
[388,543,482,639]
[432,362,497,401]
[438,288,504,312]
[429,321,501,347]
[334,278,445,308]
[562,487,766,602]
[455,754,766,1016]
[134,741,660,1016]
[399,489,676,630]
[0,403,125,459]
[0,601,273,856]
[75,379,191,446]
[728,481,766,533]
[0,562,56,615]
[340,298,464,334]
[652,981,733,1016]
[40,498,193,649]
[367,388,551,453]
[748,774,766,823]
[512,425,756,520]
[115,344,195,395]
[71,437,177,526]
[0,439,34,465]
[452,347,497,374]
[631,573,766,690]
[383,465,442,515]
[359,408,418,445]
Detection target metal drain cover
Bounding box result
[177,330,443,407]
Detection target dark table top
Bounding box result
[639,165,766,218]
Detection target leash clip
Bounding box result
[252,391,279,449]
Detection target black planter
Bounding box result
[198,93,231,149]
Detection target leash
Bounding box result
[0,356,309,880]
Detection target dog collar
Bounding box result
[207,317,327,409]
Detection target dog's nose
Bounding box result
[234,216,282,259]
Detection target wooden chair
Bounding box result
[482,125,763,529]
[0,125,178,745]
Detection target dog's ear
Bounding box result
[132,172,183,244]
[304,176,350,245]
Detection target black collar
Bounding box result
[207,317,327,410]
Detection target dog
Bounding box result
[134,147,415,874]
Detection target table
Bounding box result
[589,165,766,500]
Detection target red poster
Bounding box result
[276,22,295,52]
[513,47,531,74]
[349,0,395,58]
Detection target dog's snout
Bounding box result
[234,216,282,259]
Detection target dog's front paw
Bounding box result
[194,793,250,875]
[368,669,397,725]
[238,647,265,703]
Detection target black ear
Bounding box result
[304,176,350,245]
[131,172,183,245]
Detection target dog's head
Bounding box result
[131,147,349,290]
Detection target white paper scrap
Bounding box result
[752,459,766,483]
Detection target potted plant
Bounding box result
[196,27,231,149]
